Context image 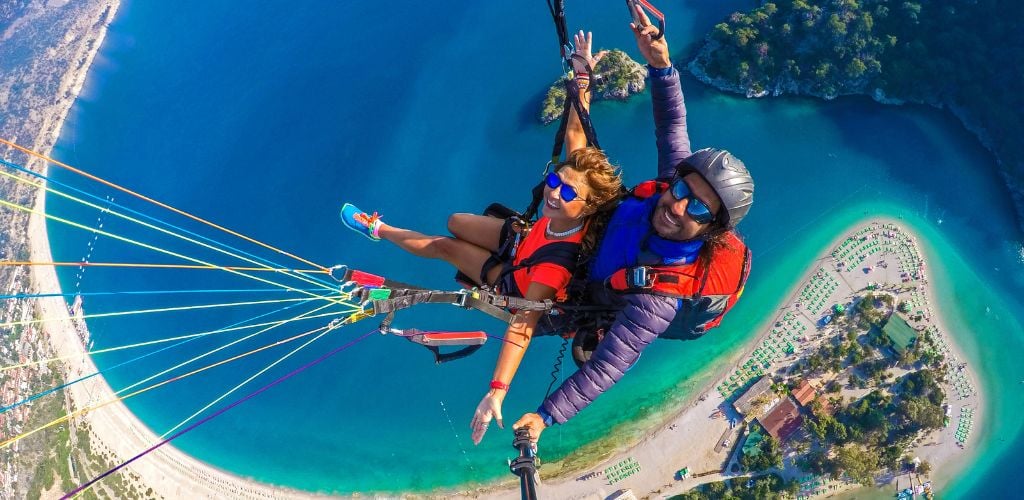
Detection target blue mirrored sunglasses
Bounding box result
[545,172,585,203]
[670,178,716,224]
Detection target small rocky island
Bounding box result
[539,49,646,124]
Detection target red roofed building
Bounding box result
[791,379,817,407]
[756,397,803,442]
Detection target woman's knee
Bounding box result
[431,235,463,262]
[447,213,474,238]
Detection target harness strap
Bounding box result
[695,260,712,299]
[495,240,581,297]
[369,288,556,324]
[546,0,570,59]
[737,246,752,294]
[608,264,702,293]
[535,0,600,224]
[549,74,601,165]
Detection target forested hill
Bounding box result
[688,0,1024,232]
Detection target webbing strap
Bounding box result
[550,71,602,165]
[547,0,570,58]
[371,291,465,315]
[369,288,556,324]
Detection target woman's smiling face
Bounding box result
[542,167,592,223]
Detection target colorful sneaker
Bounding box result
[340,203,383,241]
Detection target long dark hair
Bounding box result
[697,220,734,265]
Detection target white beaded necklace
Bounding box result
[545,221,585,238]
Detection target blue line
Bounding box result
[0,288,327,300]
[0,157,339,291]
[0,298,329,415]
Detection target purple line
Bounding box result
[62,328,377,499]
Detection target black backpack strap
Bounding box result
[494,241,581,296]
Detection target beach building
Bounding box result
[733,376,776,417]
[791,379,817,407]
[755,397,803,441]
[882,315,918,357]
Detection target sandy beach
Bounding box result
[905,220,985,489]
[7,1,335,497]
[28,206,331,498]
[459,217,985,500]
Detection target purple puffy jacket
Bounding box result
[540,66,692,424]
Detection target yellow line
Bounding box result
[0,197,347,306]
[0,137,330,272]
[0,168,335,291]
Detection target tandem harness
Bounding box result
[332,265,559,364]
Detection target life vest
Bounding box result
[496,218,583,300]
[587,180,751,339]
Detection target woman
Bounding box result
[340,31,621,444]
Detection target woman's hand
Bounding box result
[629,4,670,68]
[513,413,547,446]
[572,30,608,74]
[470,390,505,445]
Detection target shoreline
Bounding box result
[906,220,986,488]
[14,2,336,498]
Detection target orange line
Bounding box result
[0,138,329,272]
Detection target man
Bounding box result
[510,9,755,444]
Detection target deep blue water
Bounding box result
[43,0,1024,496]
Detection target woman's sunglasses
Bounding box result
[670,178,716,224]
[546,172,586,203]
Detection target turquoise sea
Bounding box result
[44,0,1023,496]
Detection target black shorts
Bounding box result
[478,217,519,291]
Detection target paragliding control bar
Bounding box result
[380,314,489,364]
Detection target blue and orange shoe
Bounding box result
[340,203,383,241]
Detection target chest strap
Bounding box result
[607,262,710,298]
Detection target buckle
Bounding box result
[630,267,653,288]
[452,291,470,308]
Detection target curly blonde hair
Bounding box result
[558,147,622,209]
[557,147,624,256]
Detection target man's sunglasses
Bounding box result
[670,178,716,224]
[546,172,586,203]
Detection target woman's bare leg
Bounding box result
[447,213,506,252]
[376,223,499,283]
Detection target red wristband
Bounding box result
[490,380,510,391]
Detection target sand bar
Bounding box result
[463,218,984,499]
